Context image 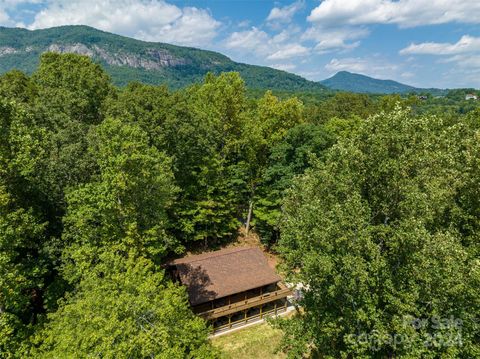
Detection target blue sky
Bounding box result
[1,0,480,88]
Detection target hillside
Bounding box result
[321,71,447,95]
[0,25,327,91]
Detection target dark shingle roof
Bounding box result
[171,247,281,306]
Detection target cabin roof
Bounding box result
[170,247,281,306]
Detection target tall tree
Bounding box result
[0,184,47,357]
[29,53,112,206]
[161,73,249,245]
[33,252,217,359]
[0,70,37,104]
[61,117,178,283]
[277,107,480,358]
[254,123,333,245]
[244,91,304,240]
[0,100,51,356]
[33,52,111,125]
[105,82,172,149]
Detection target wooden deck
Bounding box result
[210,302,291,334]
[198,283,291,320]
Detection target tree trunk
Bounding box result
[30,288,45,325]
[245,199,253,235]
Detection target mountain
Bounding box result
[0,25,328,92]
[320,71,447,95]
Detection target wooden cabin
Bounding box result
[169,247,291,333]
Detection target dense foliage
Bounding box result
[0,52,478,358]
[276,107,480,358]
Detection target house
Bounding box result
[465,94,478,100]
[169,247,292,333]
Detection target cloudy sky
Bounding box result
[1,0,480,88]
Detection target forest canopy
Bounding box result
[0,53,479,358]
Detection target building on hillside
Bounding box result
[168,247,292,334]
[465,94,478,100]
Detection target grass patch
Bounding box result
[211,322,286,359]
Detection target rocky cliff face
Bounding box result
[48,43,189,69]
[0,43,189,70]
[0,46,19,56]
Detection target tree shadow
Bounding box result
[174,263,217,306]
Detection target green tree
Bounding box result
[0,70,37,104]
[33,252,217,359]
[161,73,249,245]
[33,52,111,125]
[242,91,304,237]
[29,52,112,201]
[0,100,51,357]
[277,107,480,358]
[305,92,376,125]
[61,118,178,283]
[105,82,172,149]
[254,123,333,245]
[256,91,304,147]
[7,54,114,240]
[0,184,47,357]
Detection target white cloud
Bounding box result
[0,0,46,27]
[399,35,480,76]
[439,59,480,88]
[225,27,270,54]
[272,29,296,44]
[444,55,480,68]
[1,0,42,3]
[302,26,368,54]
[303,0,480,57]
[296,69,324,79]
[325,57,400,79]
[29,0,180,31]
[401,71,415,79]
[271,63,296,71]
[0,0,39,7]
[315,39,359,53]
[0,0,28,26]
[267,44,309,60]
[224,26,310,72]
[237,20,250,28]
[400,35,480,55]
[28,0,220,46]
[302,26,359,42]
[437,54,480,76]
[267,0,304,23]
[138,7,220,46]
[225,26,310,61]
[308,0,480,28]
[325,57,369,73]
[0,9,12,25]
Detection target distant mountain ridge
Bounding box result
[0,26,458,95]
[0,25,328,91]
[320,71,448,95]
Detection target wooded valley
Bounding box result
[0,53,479,358]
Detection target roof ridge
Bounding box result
[169,246,263,265]
[181,247,253,264]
